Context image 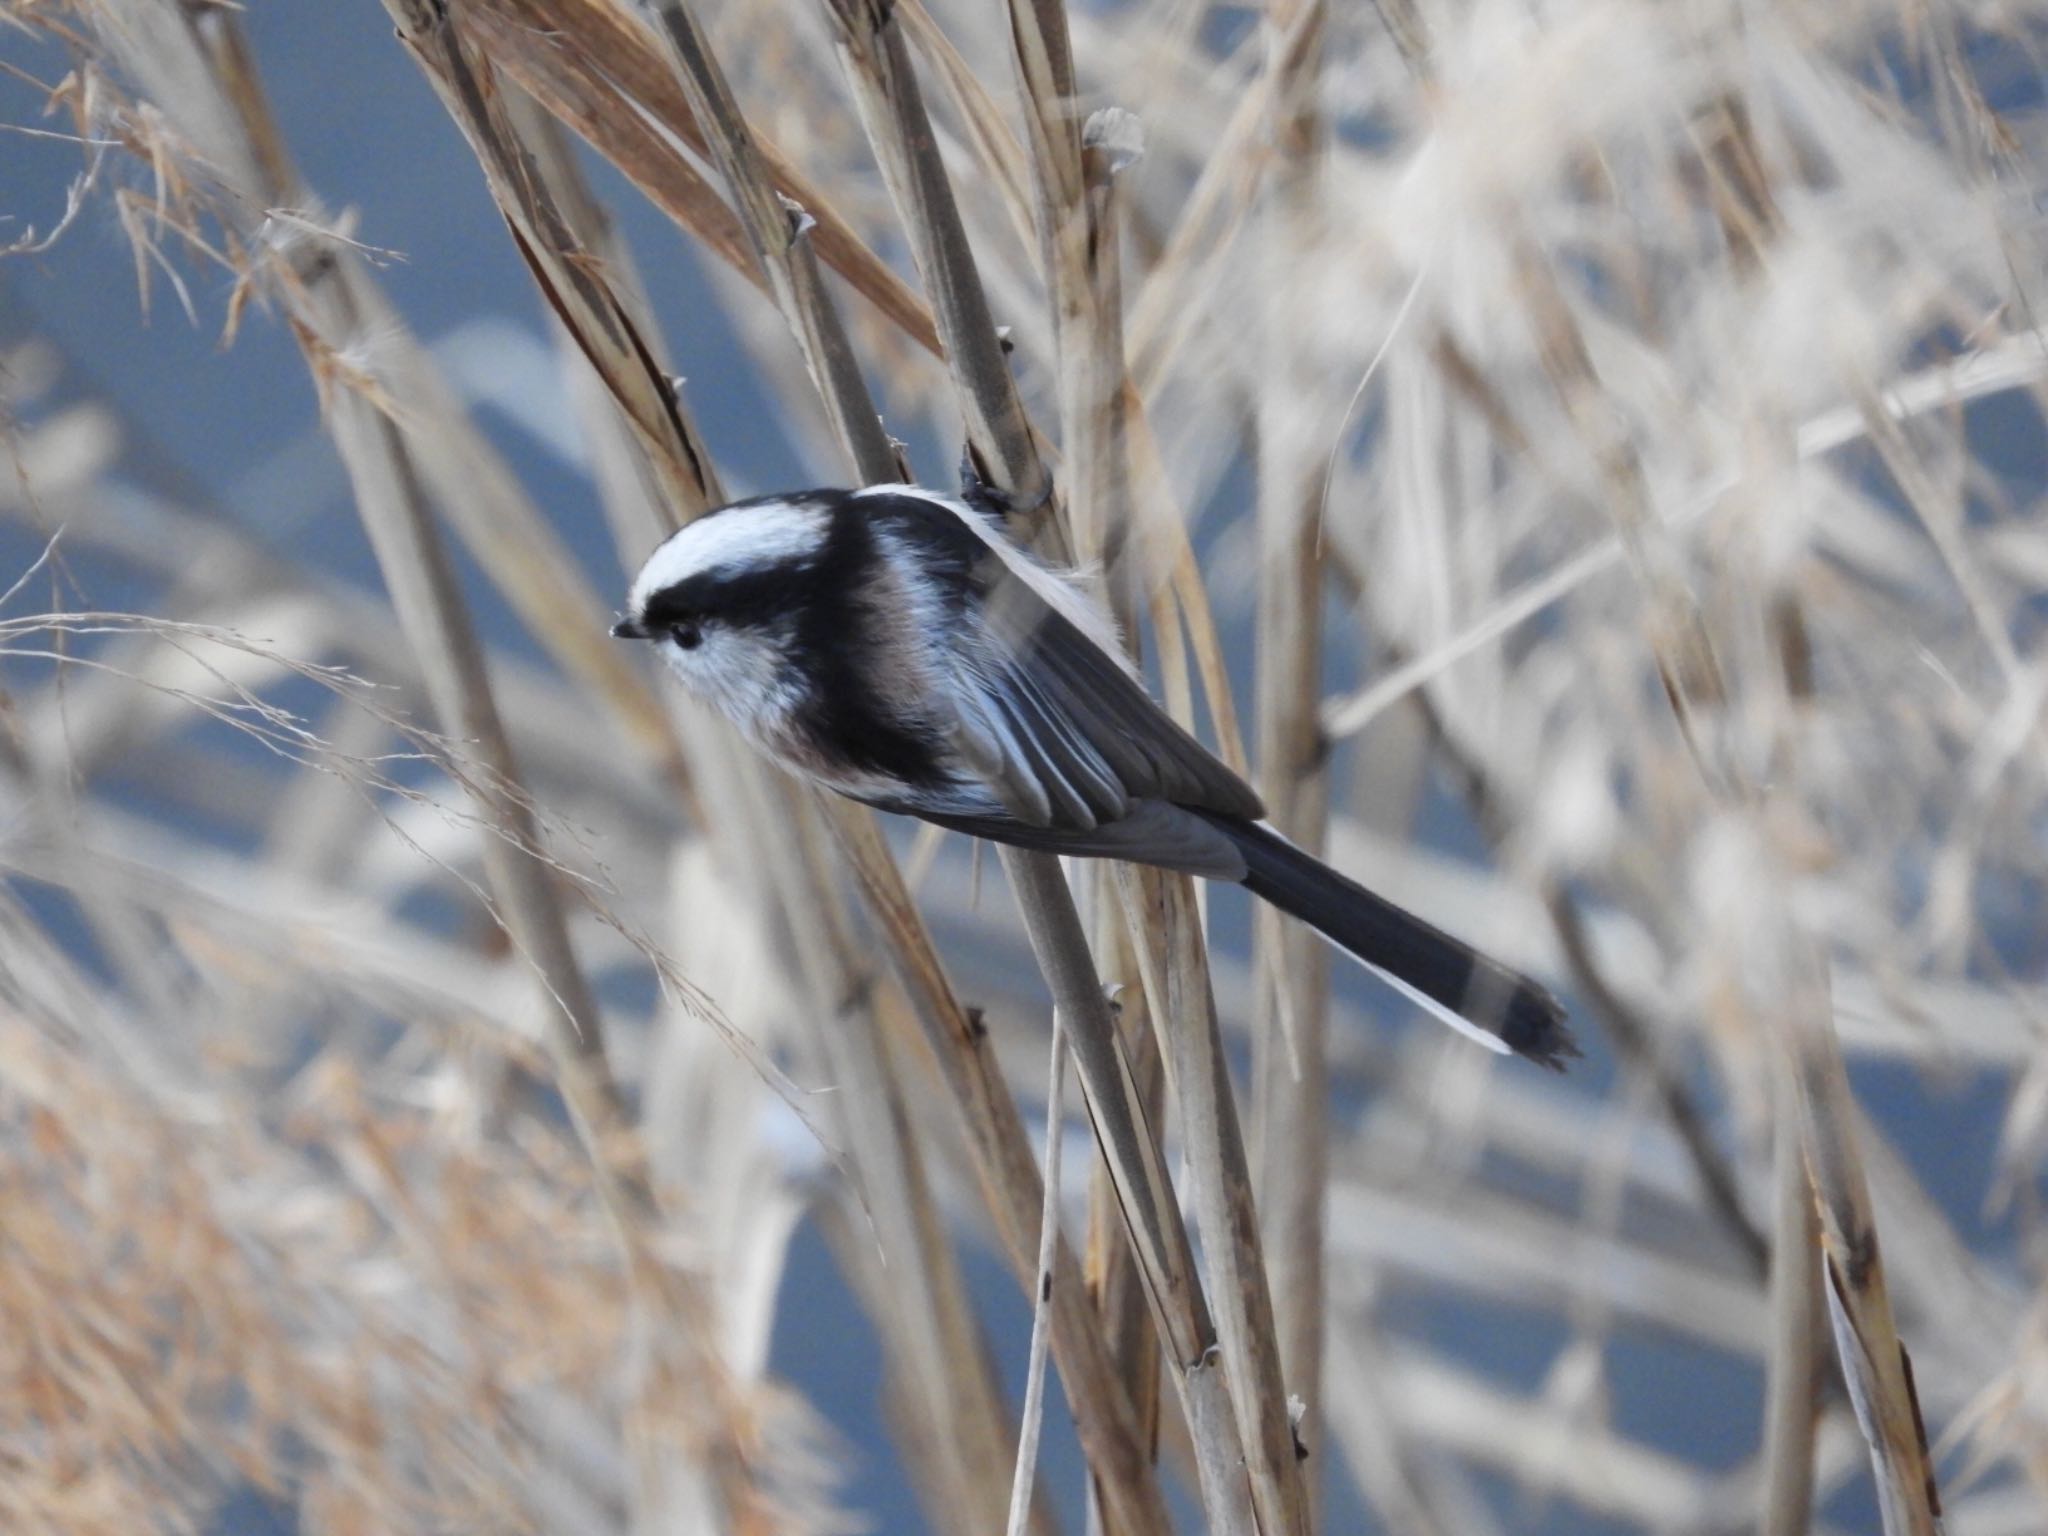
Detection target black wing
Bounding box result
[860,490,1265,833]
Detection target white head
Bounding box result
[614,493,838,741]
[624,495,834,621]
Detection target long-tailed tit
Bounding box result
[614,478,1573,1068]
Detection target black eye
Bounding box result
[669,620,703,650]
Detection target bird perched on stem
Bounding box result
[614,470,1573,1069]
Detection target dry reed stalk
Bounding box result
[1005,1010,1069,1536]
[1081,996,1167,1533]
[1762,1059,1827,1536]
[1124,394,1252,774]
[1030,28,1314,1536]
[826,808,1173,1536]
[820,0,1048,510]
[1001,0,1095,558]
[1247,0,1331,1496]
[893,0,1035,247]
[774,813,1053,1536]
[92,0,642,1175]
[637,0,898,483]
[462,0,943,355]
[382,8,720,520]
[1788,963,1944,1536]
[106,21,696,808]
[1120,0,1323,400]
[314,316,697,794]
[982,0,1311,1525]
[154,23,693,806]
[839,14,1180,1521]
[1109,857,1311,1536]
[1004,844,1257,1536]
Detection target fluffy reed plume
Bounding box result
[1,0,2044,1533]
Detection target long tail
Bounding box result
[1198,812,1576,1070]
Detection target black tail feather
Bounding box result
[1198,812,1576,1069]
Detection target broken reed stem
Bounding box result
[1788,956,1941,1536]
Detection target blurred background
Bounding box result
[1,2,2044,1533]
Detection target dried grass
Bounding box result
[1,0,2045,1532]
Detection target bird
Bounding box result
[612,473,1573,1068]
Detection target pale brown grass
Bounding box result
[2,1,2045,1533]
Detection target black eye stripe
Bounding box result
[641,560,819,633]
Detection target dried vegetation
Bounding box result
[0,0,2045,1533]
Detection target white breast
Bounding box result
[656,624,805,754]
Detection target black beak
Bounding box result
[611,617,648,640]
